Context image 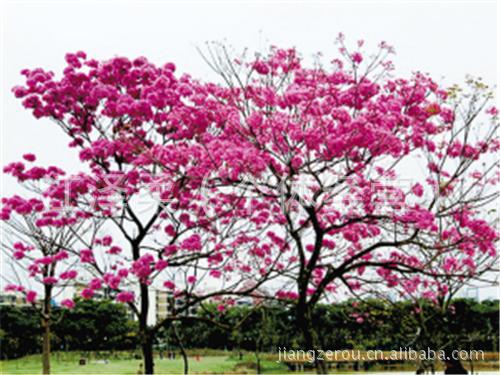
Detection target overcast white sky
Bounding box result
[1,0,498,299]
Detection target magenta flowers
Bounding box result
[3,37,498,374]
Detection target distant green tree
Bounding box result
[53,298,137,351]
[0,305,41,359]
[1,298,497,360]
[0,299,137,359]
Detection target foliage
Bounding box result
[158,299,499,352]
[0,305,40,359]
[0,299,136,359]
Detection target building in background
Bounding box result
[0,292,27,306]
[155,289,200,324]
[73,282,117,300]
[155,289,173,323]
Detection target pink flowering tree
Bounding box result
[1,156,98,375]
[364,218,498,375]
[11,53,288,374]
[193,39,499,372]
[10,40,499,375]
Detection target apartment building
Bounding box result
[0,292,28,306]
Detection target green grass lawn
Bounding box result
[0,354,288,374]
[2,353,498,374]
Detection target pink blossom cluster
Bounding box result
[3,41,498,316]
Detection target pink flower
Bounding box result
[61,299,75,309]
[103,273,122,289]
[80,249,95,263]
[102,235,113,246]
[164,225,176,237]
[42,276,58,285]
[276,290,299,300]
[253,61,269,75]
[187,275,197,284]
[181,234,202,252]
[88,278,102,290]
[5,284,23,292]
[399,205,435,230]
[291,156,302,170]
[155,259,168,271]
[22,154,36,162]
[163,245,177,255]
[36,256,54,265]
[163,281,175,290]
[486,106,498,116]
[116,291,134,303]
[217,304,226,312]
[60,270,78,280]
[118,268,129,278]
[28,264,41,276]
[13,250,25,259]
[208,253,223,264]
[164,62,176,71]
[81,288,94,299]
[107,246,122,255]
[351,52,363,64]
[1,210,11,220]
[440,108,455,123]
[422,291,437,301]
[26,290,37,303]
[411,183,424,197]
[209,270,222,278]
[54,250,69,261]
[131,254,154,281]
[443,256,459,272]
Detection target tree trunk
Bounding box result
[179,343,188,375]
[41,284,53,375]
[173,323,188,375]
[41,316,51,375]
[255,346,261,374]
[442,349,468,375]
[297,303,328,374]
[141,333,154,375]
[139,282,154,374]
